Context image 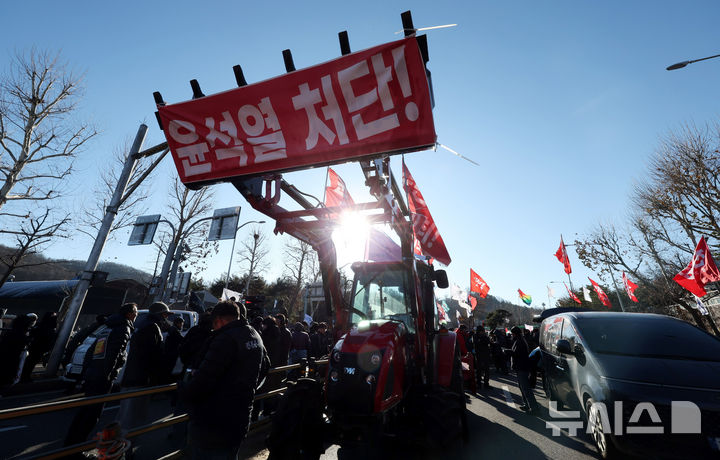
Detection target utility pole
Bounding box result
[47,125,168,376]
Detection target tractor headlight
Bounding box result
[370,352,381,366]
[332,350,341,363]
[365,374,376,385]
[330,370,339,382]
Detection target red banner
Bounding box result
[564,282,581,304]
[158,37,436,185]
[589,278,612,308]
[555,237,572,274]
[673,237,720,297]
[622,272,639,303]
[402,161,451,265]
[470,269,490,298]
[325,168,354,207]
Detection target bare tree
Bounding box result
[0,208,71,287]
[160,177,218,293]
[236,226,270,287]
[283,238,318,316]
[77,141,166,239]
[0,49,96,213]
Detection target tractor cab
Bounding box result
[349,262,415,334]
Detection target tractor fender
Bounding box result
[434,330,457,388]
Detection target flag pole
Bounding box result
[606,262,626,312]
[321,166,330,206]
[562,234,575,291]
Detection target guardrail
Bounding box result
[1,358,328,460]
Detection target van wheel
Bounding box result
[586,398,619,459]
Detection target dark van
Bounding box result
[538,310,720,459]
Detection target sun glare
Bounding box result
[332,211,371,267]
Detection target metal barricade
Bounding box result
[0,358,328,460]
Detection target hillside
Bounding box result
[0,244,153,284]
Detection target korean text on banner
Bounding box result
[158,37,436,185]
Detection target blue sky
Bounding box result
[2,1,720,306]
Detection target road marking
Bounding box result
[501,385,517,409]
[102,404,120,412]
[0,425,27,433]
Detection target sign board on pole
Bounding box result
[208,206,241,241]
[128,215,161,246]
[178,272,192,296]
[158,36,436,185]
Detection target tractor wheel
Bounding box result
[266,378,325,460]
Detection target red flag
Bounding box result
[402,161,451,265]
[564,282,581,304]
[622,272,639,303]
[325,168,355,207]
[589,278,612,308]
[554,236,572,274]
[470,269,490,298]
[469,296,478,310]
[673,237,720,297]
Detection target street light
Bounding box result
[667,53,720,71]
[225,220,266,290]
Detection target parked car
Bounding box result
[538,309,720,459]
[64,309,198,382]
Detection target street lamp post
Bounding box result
[225,220,265,290]
[667,53,720,71]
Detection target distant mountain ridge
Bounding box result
[0,244,152,284]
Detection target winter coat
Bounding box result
[474,332,492,362]
[290,330,311,352]
[161,326,183,382]
[121,313,165,387]
[511,335,532,372]
[82,314,134,393]
[178,322,212,369]
[180,317,270,449]
[277,326,292,365]
[0,321,31,386]
[261,323,284,390]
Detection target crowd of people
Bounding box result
[2,299,545,457]
[455,323,542,413]
[55,300,333,459]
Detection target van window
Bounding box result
[575,317,720,361]
[561,320,580,351]
[542,317,563,352]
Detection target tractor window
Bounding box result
[351,267,415,333]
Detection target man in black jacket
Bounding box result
[118,301,170,430]
[510,326,539,414]
[181,301,269,459]
[63,303,137,451]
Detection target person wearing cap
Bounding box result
[510,325,539,414]
[118,302,171,432]
[180,300,269,459]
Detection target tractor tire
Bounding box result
[266,378,325,460]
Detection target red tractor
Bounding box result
[230,158,468,458]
